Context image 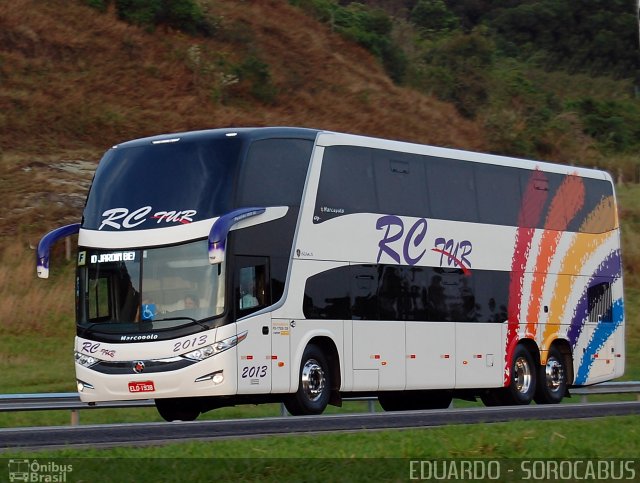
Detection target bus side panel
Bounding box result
[352,320,405,391]
[455,323,504,389]
[405,322,454,389]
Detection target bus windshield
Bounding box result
[82,135,241,231]
[77,240,224,332]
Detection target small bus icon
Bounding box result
[8,459,29,482]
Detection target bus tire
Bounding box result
[480,389,507,407]
[155,398,200,422]
[378,392,404,411]
[284,344,331,416]
[503,344,537,405]
[534,346,567,404]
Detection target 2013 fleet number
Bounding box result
[242,365,268,378]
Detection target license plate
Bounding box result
[128,381,156,393]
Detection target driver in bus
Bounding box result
[240,278,259,310]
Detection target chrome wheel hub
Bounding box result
[545,358,564,392]
[514,356,532,394]
[301,359,325,402]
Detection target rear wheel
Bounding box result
[480,389,507,407]
[481,344,537,406]
[504,344,537,405]
[155,398,200,422]
[284,344,331,415]
[534,346,567,404]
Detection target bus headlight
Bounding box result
[74,351,100,368]
[182,331,248,361]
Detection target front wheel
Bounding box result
[284,344,331,415]
[534,346,567,404]
[155,398,200,422]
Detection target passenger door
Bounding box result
[235,256,273,394]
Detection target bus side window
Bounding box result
[237,261,269,313]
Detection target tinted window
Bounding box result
[83,137,241,231]
[427,157,478,222]
[473,270,510,323]
[476,164,521,226]
[313,145,615,233]
[314,146,377,223]
[303,266,350,319]
[351,265,379,320]
[303,264,510,323]
[373,151,428,218]
[238,139,313,207]
[570,178,615,233]
[533,171,565,231]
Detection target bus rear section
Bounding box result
[290,132,624,409]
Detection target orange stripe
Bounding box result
[525,175,584,337]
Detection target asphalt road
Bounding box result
[2,401,639,451]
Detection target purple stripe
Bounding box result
[568,250,621,348]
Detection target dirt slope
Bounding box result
[0,0,485,155]
[0,0,488,240]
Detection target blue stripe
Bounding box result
[574,299,624,385]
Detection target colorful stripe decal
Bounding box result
[566,250,622,348]
[505,168,621,386]
[505,170,548,383]
[574,298,624,384]
[525,175,585,338]
[541,195,617,349]
[541,231,612,349]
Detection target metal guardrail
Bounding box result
[1,381,639,426]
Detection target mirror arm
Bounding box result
[208,208,266,264]
[36,223,81,279]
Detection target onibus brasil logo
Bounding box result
[8,460,73,482]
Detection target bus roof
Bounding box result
[111,127,320,150]
[110,126,611,183]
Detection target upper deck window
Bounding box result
[313,145,615,233]
[237,138,313,207]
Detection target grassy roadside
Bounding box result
[2,416,638,483]
[7,415,639,457]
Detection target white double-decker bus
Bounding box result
[37,127,624,420]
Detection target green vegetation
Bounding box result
[289,0,407,83]
[85,0,217,36]
[4,417,639,483]
[290,0,639,168]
